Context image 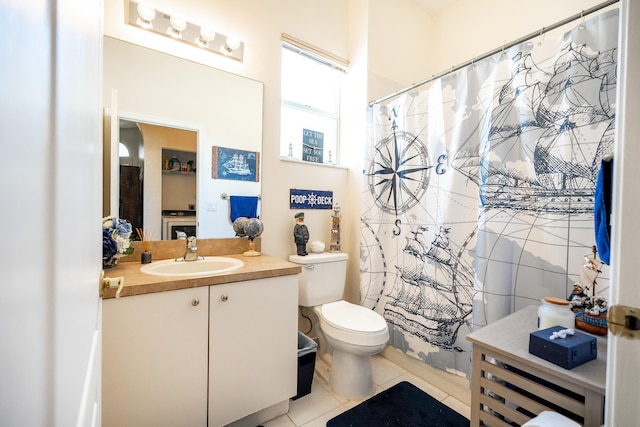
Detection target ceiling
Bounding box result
[413,0,459,15]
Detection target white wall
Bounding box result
[432,0,608,73]
[366,0,436,102]
[365,0,609,105]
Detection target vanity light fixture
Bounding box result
[127,1,245,62]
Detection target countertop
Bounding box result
[102,253,301,299]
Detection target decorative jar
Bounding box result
[538,297,575,330]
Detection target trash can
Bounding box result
[293,331,317,400]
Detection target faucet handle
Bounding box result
[187,236,197,249]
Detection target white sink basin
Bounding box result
[140,256,244,277]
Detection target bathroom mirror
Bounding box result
[103,36,263,239]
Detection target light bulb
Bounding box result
[167,15,187,38]
[225,35,241,50]
[196,27,216,48]
[136,3,156,29]
[220,35,241,56]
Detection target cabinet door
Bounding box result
[103,287,209,427]
[209,276,298,427]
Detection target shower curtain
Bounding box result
[361,9,618,376]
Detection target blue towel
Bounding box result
[229,196,259,222]
[594,158,613,265]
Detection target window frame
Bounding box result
[280,34,348,166]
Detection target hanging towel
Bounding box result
[229,196,259,222]
[594,158,613,265]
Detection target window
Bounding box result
[280,34,348,165]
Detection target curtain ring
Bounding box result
[579,10,586,29]
[537,27,546,46]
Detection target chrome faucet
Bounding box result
[182,236,199,261]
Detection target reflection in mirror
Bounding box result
[119,119,198,240]
[103,36,264,239]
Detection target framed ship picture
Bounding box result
[212,146,260,182]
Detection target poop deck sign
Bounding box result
[290,189,333,210]
[302,129,324,163]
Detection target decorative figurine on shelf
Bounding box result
[329,204,341,252]
[568,245,608,336]
[233,216,263,257]
[293,212,309,256]
[567,284,589,313]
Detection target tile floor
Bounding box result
[263,355,471,427]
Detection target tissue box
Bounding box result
[529,326,597,369]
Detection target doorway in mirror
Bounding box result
[119,120,144,232]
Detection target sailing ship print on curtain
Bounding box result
[361,9,618,376]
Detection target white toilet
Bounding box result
[289,252,389,399]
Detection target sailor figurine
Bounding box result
[567,283,589,313]
[293,212,309,256]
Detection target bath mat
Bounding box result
[326,381,469,427]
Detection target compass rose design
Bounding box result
[367,124,432,215]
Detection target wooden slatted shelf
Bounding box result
[466,306,606,427]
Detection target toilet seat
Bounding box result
[319,301,389,346]
[322,301,387,332]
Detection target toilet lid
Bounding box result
[321,301,387,333]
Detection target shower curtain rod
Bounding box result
[368,0,619,107]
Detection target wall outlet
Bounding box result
[207,202,217,211]
[188,204,195,210]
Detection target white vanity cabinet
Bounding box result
[102,286,209,427]
[102,274,298,427]
[209,275,298,427]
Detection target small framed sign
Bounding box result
[302,129,324,164]
[212,146,260,182]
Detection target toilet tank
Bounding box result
[289,252,348,307]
